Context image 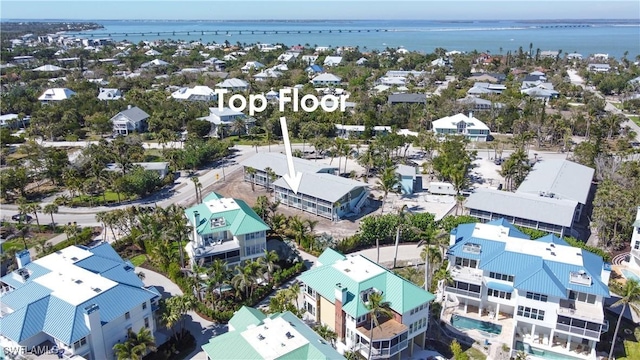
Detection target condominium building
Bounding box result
[0,244,161,360]
[299,249,435,359]
[443,219,610,360]
[201,306,344,359]
[184,192,270,269]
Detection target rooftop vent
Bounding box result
[71,257,79,261]
[281,343,286,347]
[92,287,102,293]
[550,243,555,248]
[550,252,556,256]
[546,248,551,251]
[123,265,134,271]
[16,268,30,281]
[286,332,294,339]
[75,279,83,284]
[257,334,265,340]
[344,268,351,273]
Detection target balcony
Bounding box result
[354,318,409,360]
[445,286,481,299]
[555,323,601,340]
[354,340,408,359]
[557,300,604,323]
[450,265,483,284]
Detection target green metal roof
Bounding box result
[317,248,346,266]
[201,308,343,360]
[228,306,266,331]
[202,332,263,360]
[299,250,435,318]
[184,194,270,236]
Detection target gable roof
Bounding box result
[240,152,337,177]
[216,78,249,89]
[312,73,341,82]
[113,106,150,122]
[228,306,266,331]
[299,250,435,318]
[184,194,270,236]
[516,160,594,205]
[388,93,427,104]
[432,113,490,131]
[0,244,157,345]
[465,188,577,228]
[38,88,76,101]
[273,173,369,203]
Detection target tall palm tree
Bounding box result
[376,166,400,215]
[363,291,393,360]
[259,249,280,282]
[208,259,230,299]
[43,203,58,229]
[231,118,247,136]
[64,222,80,244]
[288,216,310,246]
[232,264,255,299]
[26,203,42,228]
[246,167,257,192]
[288,281,301,310]
[191,176,202,203]
[264,167,277,192]
[609,279,640,360]
[113,327,157,360]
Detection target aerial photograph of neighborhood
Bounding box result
[0,1,639,359]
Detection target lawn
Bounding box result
[627,115,640,127]
[465,346,487,360]
[69,191,136,206]
[130,254,147,267]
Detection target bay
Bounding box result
[66,19,639,59]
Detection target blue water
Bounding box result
[451,314,502,335]
[622,268,640,282]
[515,341,584,360]
[60,19,639,59]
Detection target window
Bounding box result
[634,240,640,250]
[489,272,514,282]
[73,337,87,350]
[487,289,512,300]
[569,291,597,304]
[142,302,147,310]
[454,257,478,268]
[526,292,548,302]
[125,312,130,320]
[517,306,545,321]
[144,317,150,329]
[356,315,367,324]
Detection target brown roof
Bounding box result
[356,317,408,340]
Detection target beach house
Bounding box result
[110,105,150,135]
[198,107,255,137]
[432,113,490,142]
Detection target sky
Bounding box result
[1,0,639,21]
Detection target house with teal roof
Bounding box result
[444,218,610,360]
[0,243,160,360]
[298,248,435,359]
[201,306,343,360]
[184,192,270,269]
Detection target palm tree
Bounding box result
[515,350,530,360]
[113,327,157,360]
[191,176,202,203]
[363,291,393,360]
[421,245,442,290]
[26,203,42,228]
[43,203,58,229]
[306,219,319,251]
[232,264,255,299]
[231,118,247,136]
[259,249,280,282]
[208,259,230,298]
[288,281,301,310]
[246,167,257,192]
[288,216,310,246]
[609,279,640,360]
[64,222,80,244]
[377,166,400,215]
[313,324,337,342]
[264,167,277,192]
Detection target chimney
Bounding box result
[468,111,473,119]
[16,249,31,268]
[334,283,347,342]
[127,104,132,110]
[83,304,106,358]
[449,228,457,247]
[601,262,611,286]
[193,211,201,246]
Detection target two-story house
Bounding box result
[110,105,150,135]
[432,112,490,142]
[443,219,610,360]
[0,244,161,360]
[184,192,270,269]
[197,107,255,138]
[299,248,435,359]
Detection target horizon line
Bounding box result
[2,18,640,22]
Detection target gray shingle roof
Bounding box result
[117,106,150,122]
[516,160,594,205]
[388,93,427,104]
[465,188,577,227]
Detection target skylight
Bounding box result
[462,243,481,254]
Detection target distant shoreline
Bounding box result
[2,18,639,24]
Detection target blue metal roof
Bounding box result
[0,262,51,289]
[515,262,568,298]
[480,252,540,276]
[0,282,51,309]
[450,223,476,243]
[100,265,145,288]
[536,234,569,246]
[1,296,50,342]
[485,218,531,239]
[449,237,505,261]
[486,281,514,293]
[86,242,126,262]
[74,256,123,273]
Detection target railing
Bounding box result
[555,323,601,339]
[557,305,604,323]
[445,286,481,299]
[354,340,408,359]
[354,192,369,213]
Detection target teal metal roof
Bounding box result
[228,306,266,331]
[299,250,435,318]
[317,248,346,266]
[201,310,343,360]
[184,195,270,236]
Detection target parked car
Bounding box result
[11,214,33,223]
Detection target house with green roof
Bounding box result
[201,306,344,360]
[299,249,435,359]
[184,192,270,269]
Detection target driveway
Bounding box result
[136,267,225,360]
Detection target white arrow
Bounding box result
[279,116,303,194]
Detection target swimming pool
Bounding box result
[451,314,502,335]
[621,269,640,282]
[515,341,584,360]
